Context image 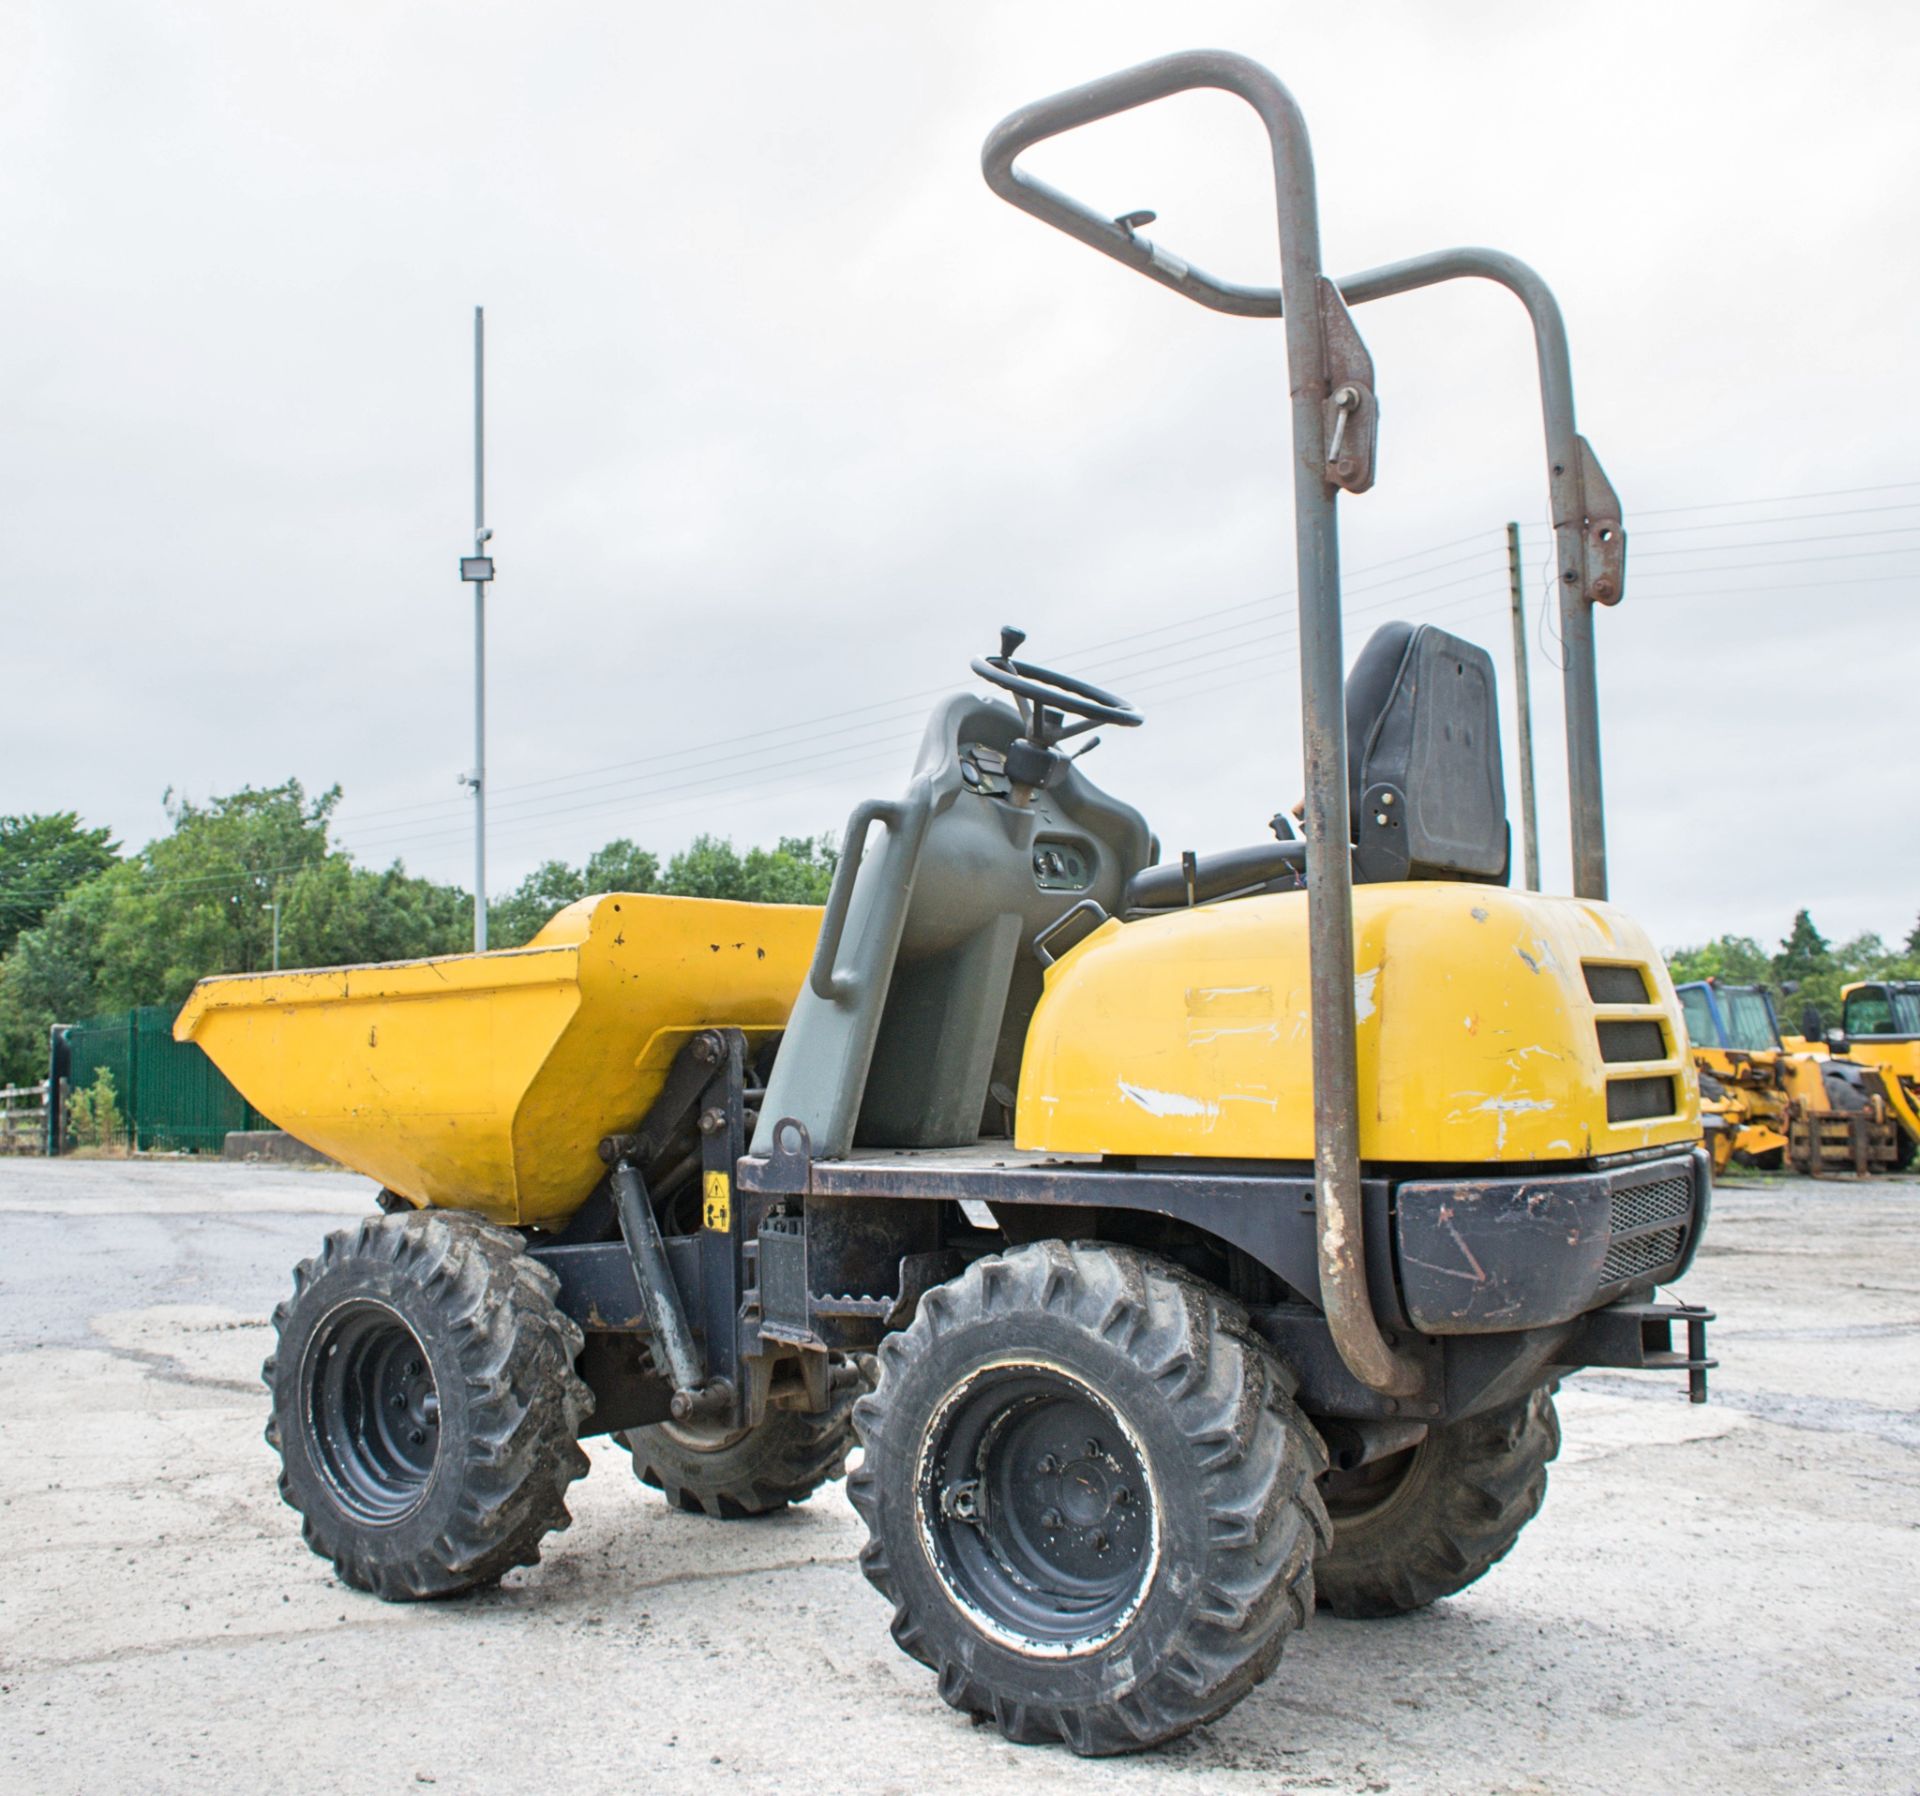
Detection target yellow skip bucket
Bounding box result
[174,894,820,1227]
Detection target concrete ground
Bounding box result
[0,1158,1915,1796]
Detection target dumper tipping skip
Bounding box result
[176,893,821,1226]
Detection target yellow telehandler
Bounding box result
[1835,980,1920,1158]
[1678,978,1913,1175]
[178,51,1713,1754]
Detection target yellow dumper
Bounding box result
[179,50,1720,1757]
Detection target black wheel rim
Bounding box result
[304,1299,440,1525]
[916,1360,1158,1656]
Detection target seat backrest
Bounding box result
[1346,622,1508,884]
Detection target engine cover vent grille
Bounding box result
[1584,963,1649,1005]
[1607,1075,1677,1123]
[1597,1019,1667,1064]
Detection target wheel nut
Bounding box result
[1041,1508,1064,1530]
[391,1392,407,1409]
[409,1428,426,1445]
[1036,1454,1058,1475]
[1113,1486,1131,1506]
[1092,1531,1109,1552]
[1084,1438,1102,1457]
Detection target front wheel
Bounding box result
[1314,1388,1559,1619]
[264,1210,593,1600]
[849,1242,1329,1756]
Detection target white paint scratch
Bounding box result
[1474,1092,1555,1151]
[1118,1081,1216,1120]
[1187,1022,1281,1047]
[1353,966,1381,1023]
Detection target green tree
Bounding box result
[1770,908,1852,1030]
[584,838,660,895]
[1773,909,1831,986]
[1667,934,1771,987]
[664,833,837,904]
[0,874,121,1082]
[74,781,339,1011]
[0,813,119,957]
[0,779,472,1082]
[490,859,590,950]
[277,859,469,968]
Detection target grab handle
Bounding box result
[981,50,1300,319]
[808,798,906,1003]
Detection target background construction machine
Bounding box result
[179,51,1715,1755]
[1676,977,1914,1175]
[1837,980,1920,1150]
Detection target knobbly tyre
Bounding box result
[178,51,1715,1756]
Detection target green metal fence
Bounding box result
[62,1006,268,1153]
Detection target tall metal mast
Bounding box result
[459,305,495,950]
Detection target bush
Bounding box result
[66,1067,126,1153]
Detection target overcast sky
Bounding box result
[6,0,1918,952]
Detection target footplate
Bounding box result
[1558,1299,1717,1403]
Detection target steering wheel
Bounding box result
[970,627,1144,742]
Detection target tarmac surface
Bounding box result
[0,1156,1915,1795]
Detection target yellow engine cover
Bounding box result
[175,893,820,1227]
[1016,882,1699,1164]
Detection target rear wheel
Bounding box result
[850,1242,1329,1755]
[1314,1388,1559,1619]
[264,1210,592,1600]
[623,1378,860,1518]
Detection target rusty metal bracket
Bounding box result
[755,1115,815,1196]
[1575,434,1625,605]
[1319,279,1377,494]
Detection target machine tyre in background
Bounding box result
[264,1209,592,1600]
[1821,1062,1875,1112]
[624,1371,863,1518]
[1314,1388,1560,1619]
[849,1241,1330,1756]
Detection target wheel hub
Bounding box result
[916,1360,1158,1657]
[304,1299,440,1525]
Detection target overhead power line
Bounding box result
[332,526,1507,835]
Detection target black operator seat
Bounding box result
[1124,620,1509,912]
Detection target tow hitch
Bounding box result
[1563,1300,1717,1403]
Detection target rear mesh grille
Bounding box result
[1585,963,1649,1004]
[1607,1075,1676,1123]
[1602,1227,1686,1284]
[1599,1173,1695,1288]
[1597,1019,1666,1064]
[1612,1175,1692,1233]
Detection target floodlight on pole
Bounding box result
[458,306,492,951]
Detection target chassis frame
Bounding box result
[524,1030,1714,1445]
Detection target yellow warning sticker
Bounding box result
[702,1170,731,1233]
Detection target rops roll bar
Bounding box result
[983,50,1631,1397]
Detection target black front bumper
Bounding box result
[1393,1146,1711,1336]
